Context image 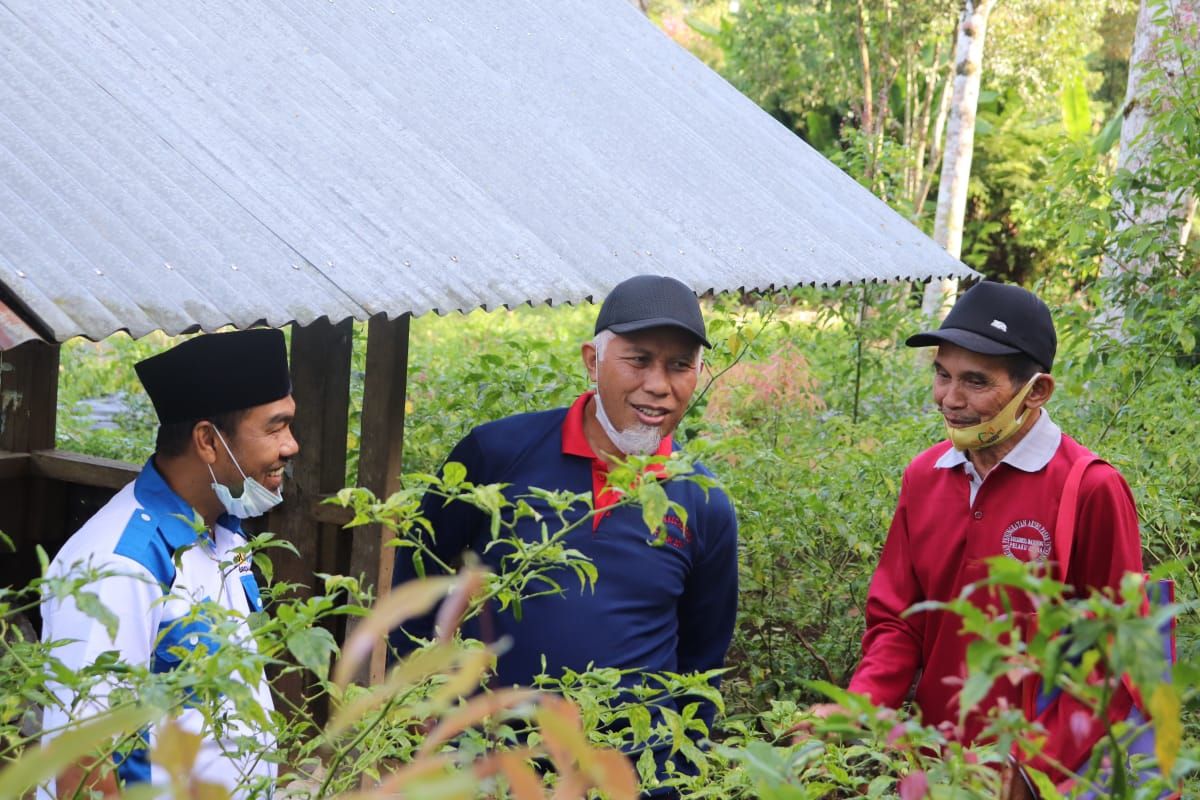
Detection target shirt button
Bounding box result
[140,513,152,522]
[973,511,983,520]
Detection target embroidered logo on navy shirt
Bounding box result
[1001,518,1051,563]
[661,512,694,550]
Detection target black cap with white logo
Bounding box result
[594,274,712,348]
[906,281,1056,371]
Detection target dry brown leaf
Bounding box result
[590,749,638,800]
[497,751,548,800]
[328,644,459,737]
[153,718,202,780]
[434,567,486,644]
[333,576,456,687]
[192,780,233,800]
[343,753,454,799]
[424,648,494,708]
[536,696,593,773]
[418,688,540,757]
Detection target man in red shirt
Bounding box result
[813,281,1143,796]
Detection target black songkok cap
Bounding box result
[594,274,711,348]
[905,280,1056,371]
[135,329,292,425]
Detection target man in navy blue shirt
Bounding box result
[391,275,738,794]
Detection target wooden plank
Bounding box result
[309,495,353,527]
[29,450,139,490]
[348,313,410,684]
[262,317,352,717]
[0,340,59,453]
[0,461,29,590]
[1,340,60,585]
[26,472,67,570]
[0,451,30,481]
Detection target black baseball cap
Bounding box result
[594,275,711,348]
[906,281,1056,371]
[135,328,292,424]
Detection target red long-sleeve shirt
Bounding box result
[849,427,1143,776]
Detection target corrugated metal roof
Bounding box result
[0,0,975,346]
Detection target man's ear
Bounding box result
[192,421,220,465]
[1025,373,1055,410]
[581,342,598,383]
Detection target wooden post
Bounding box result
[264,318,353,714]
[349,313,410,684]
[0,340,61,591]
[0,340,58,453]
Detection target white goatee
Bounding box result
[593,391,663,456]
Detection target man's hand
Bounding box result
[1000,763,1037,800]
[807,703,848,722]
[786,702,849,741]
[57,757,119,800]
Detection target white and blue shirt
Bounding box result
[41,458,275,798]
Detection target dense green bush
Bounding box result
[23,277,1200,795]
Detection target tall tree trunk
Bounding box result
[1098,0,1199,335]
[912,57,954,219]
[855,0,875,137]
[628,0,649,13]
[921,0,996,318]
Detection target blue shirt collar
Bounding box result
[133,457,243,548]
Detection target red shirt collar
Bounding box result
[561,390,674,460]
[562,391,674,529]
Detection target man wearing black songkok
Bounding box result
[41,328,298,799]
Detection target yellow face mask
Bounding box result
[945,374,1041,451]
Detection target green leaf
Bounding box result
[441,461,467,487]
[628,704,652,742]
[1060,73,1091,139]
[637,480,670,542]
[684,14,720,38]
[1150,682,1181,777]
[286,626,338,679]
[1093,110,1123,153]
[0,705,160,797]
[804,110,835,153]
[1178,327,1195,354]
[958,671,995,724]
[75,590,121,641]
[636,747,658,784]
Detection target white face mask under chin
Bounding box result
[593,390,663,456]
[207,428,284,519]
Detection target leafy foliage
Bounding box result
[24,2,1200,796]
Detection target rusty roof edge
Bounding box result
[0,289,51,349]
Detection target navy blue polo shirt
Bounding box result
[390,392,738,733]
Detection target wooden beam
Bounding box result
[349,313,410,684]
[29,450,139,490]
[264,317,353,716]
[308,495,353,527]
[0,451,30,481]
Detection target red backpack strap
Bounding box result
[1053,455,1105,582]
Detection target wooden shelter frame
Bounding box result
[0,312,411,701]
